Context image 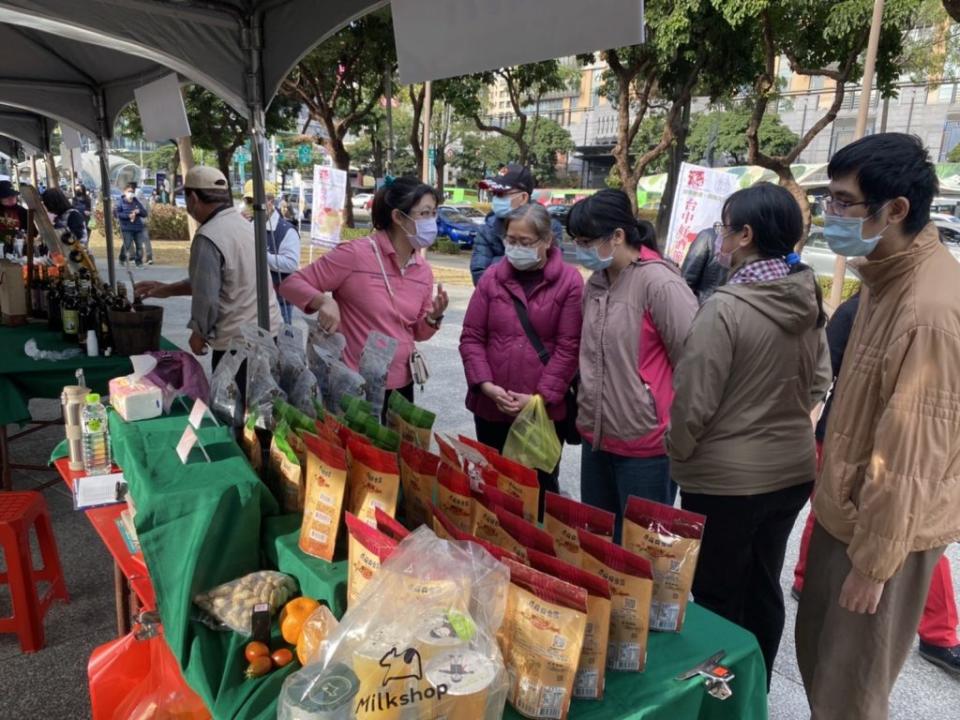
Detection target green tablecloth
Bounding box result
[92,408,768,720]
[0,323,177,426]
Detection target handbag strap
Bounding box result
[511,296,551,366]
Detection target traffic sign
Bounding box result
[298,145,312,164]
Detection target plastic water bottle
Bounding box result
[81,393,112,476]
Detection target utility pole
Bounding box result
[829,0,884,311]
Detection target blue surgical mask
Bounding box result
[491,195,514,218]
[576,243,614,272]
[505,244,541,271]
[823,204,889,257]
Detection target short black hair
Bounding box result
[124,182,138,191]
[41,188,72,216]
[828,133,938,235]
[723,182,825,327]
[566,189,659,255]
[371,176,441,231]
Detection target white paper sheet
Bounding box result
[74,472,126,509]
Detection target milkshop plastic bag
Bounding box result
[358,331,398,419]
[278,526,510,720]
[208,346,245,427]
[502,395,562,474]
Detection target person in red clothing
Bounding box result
[460,202,583,519]
[792,290,960,675]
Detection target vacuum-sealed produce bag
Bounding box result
[543,492,616,567]
[621,497,705,633]
[193,570,297,635]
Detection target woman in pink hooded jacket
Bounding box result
[460,203,583,518]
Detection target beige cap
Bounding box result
[179,166,229,192]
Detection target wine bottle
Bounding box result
[61,281,80,342]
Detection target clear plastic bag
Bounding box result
[208,347,245,427]
[324,361,366,415]
[278,527,510,720]
[503,395,562,473]
[241,325,280,375]
[193,570,297,635]
[358,331,398,420]
[291,367,321,419]
[246,351,286,431]
[277,325,307,395]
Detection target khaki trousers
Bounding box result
[795,522,945,720]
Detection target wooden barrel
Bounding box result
[108,305,163,356]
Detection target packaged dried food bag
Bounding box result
[579,529,653,672]
[325,361,367,415]
[502,395,562,473]
[375,507,410,541]
[489,453,540,523]
[499,559,587,720]
[527,550,612,701]
[387,392,437,450]
[496,506,556,557]
[431,503,524,565]
[270,422,304,513]
[209,346,245,427]
[280,526,510,720]
[399,441,442,529]
[246,350,286,429]
[347,438,401,527]
[341,394,374,417]
[457,435,500,463]
[435,432,461,468]
[543,492,616,567]
[299,434,349,562]
[622,497,706,633]
[241,410,262,474]
[470,485,529,561]
[358,331,398,419]
[277,324,307,396]
[345,512,398,608]
[194,570,297,635]
[275,398,320,436]
[438,463,473,533]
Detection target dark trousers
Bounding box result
[382,382,414,425]
[120,229,144,265]
[473,415,561,521]
[681,481,813,691]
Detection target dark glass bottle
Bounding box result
[46,275,62,331]
[61,280,80,342]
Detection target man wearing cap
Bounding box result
[243,180,300,323]
[471,164,563,285]
[0,180,29,233]
[135,166,283,365]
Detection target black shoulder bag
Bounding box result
[511,296,581,445]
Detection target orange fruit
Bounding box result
[279,596,320,644]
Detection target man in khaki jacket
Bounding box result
[796,133,960,719]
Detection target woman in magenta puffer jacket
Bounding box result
[460,203,583,517]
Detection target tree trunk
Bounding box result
[656,95,692,240]
[177,135,199,236]
[434,155,446,196]
[777,169,811,250]
[327,138,354,228]
[612,75,637,214]
[216,150,232,185]
[516,140,530,167]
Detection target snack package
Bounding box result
[308,330,347,402]
[621,497,706,633]
[502,396,562,473]
[375,507,410,541]
[241,410,262,475]
[435,433,461,468]
[347,438,401,527]
[470,484,529,561]
[208,346,245,427]
[399,441,442,529]
[543,493,616,567]
[438,462,473,533]
[496,506,556,557]
[489,453,540,523]
[241,325,281,375]
[358,331,398,419]
[457,435,501,463]
[270,422,304,513]
[346,512,398,607]
[280,527,510,720]
[499,559,587,720]
[274,399,318,436]
[432,503,524,564]
[193,571,297,635]
[299,434,349,562]
[387,393,437,450]
[527,550,612,701]
[579,530,653,672]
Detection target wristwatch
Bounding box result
[426,314,443,328]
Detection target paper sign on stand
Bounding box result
[664,163,740,267]
[186,397,218,429]
[310,164,348,249]
[176,425,211,464]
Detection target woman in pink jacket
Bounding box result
[460,203,583,518]
[280,177,449,414]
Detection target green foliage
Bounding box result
[687,110,799,166]
[147,204,190,241]
[818,276,861,303]
[464,118,574,185]
[949,142,960,163]
[339,227,372,241]
[433,238,462,255]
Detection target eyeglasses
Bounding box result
[573,235,611,248]
[505,234,542,248]
[402,208,437,220]
[713,222,736,235]
[823,195,871,216]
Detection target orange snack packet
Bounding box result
[621,497,706,633]
[470,484,529,561]
[496,506,556,557]
[431,503,524,564]
[528,549,612,701]
[437,462,473,533]
[399,441,442,529]
[374,507,410,542]
[345,512,397,607]
[347,438,400,527]
[579,529,653,672]
[298,434,349,562]
[499,559,588,720]
[543,492,615,567]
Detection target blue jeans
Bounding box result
[120,229,144,265]
[580,445,676,542]
[274,283,293,324]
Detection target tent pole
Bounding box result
[245,14,270,331]
[95,91,116,287]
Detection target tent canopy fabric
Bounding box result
[0,104,52,153]
[0,0,384,119]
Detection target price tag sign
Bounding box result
[188,398,211,430]
[176,425,199,464]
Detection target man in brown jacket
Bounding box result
[796,133,960,719]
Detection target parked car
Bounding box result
[932,212,960,244]
[802,230,858,280]
[436,206,479,247]
[547,204,573,227]
[351,192,374,211]
[450,204,486,225]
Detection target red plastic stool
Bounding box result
[0,491,70,652]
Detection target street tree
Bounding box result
[686,109,799,166]
[473,118,575,186]
[281,9,395,225]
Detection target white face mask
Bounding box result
[124,192,135,201]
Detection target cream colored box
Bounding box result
[109,376,162,421]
